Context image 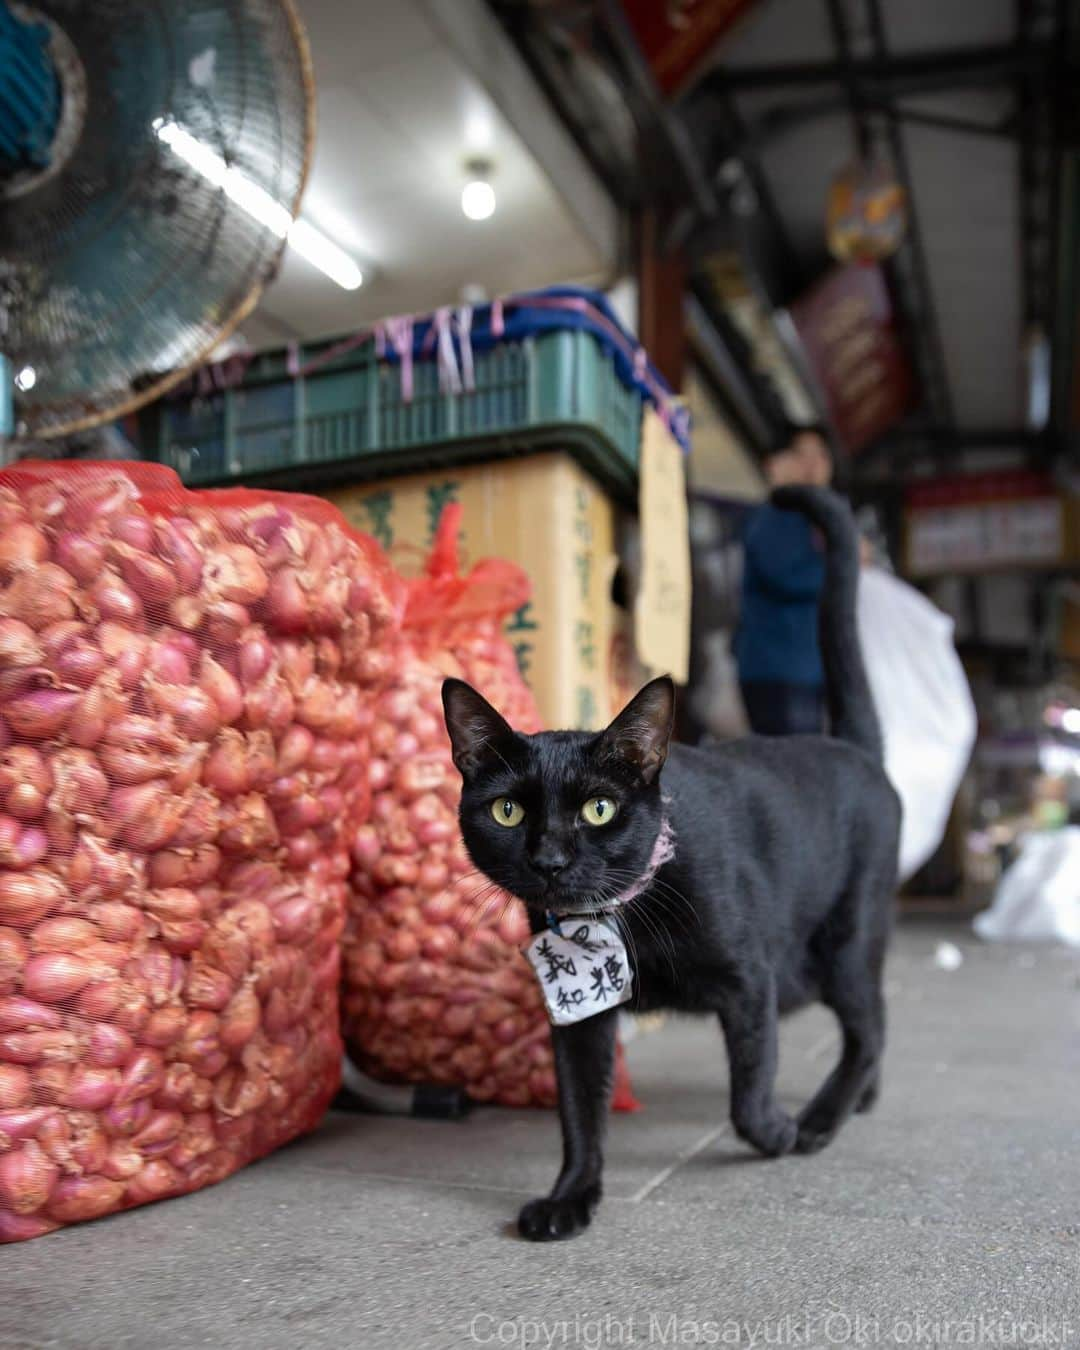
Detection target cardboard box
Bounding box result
[325,453,630,730]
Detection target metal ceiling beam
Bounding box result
[1050,0,1080,442]
[861,426,1050,458]
[1016,0,1063,435]
[824,0,872,152]
[891,106,1020,141]
[823,0,955,434]
[594,0,720,219]
[699,87,808,299]
[685,291,777,452]
[751,95,1026,145]
[849,428,1055,493]
[715,41,1041,92]
[865,0,957,432]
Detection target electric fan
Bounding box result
[0,0,314,444]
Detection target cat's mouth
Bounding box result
[517,882,619,918]
[513,880,584,913]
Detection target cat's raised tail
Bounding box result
[771,485,883,761]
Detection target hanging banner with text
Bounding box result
[790,263,915,456]
[904,471,1076,576]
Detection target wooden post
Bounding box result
[637,207,687,391]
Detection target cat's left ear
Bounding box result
[598,675,675,785]
[442,678,517,778]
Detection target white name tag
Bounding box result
[523,917,634,1026]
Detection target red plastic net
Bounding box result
[0,462,401,1242]
[342,505,638,1110]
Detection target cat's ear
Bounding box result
[598,676,675,785]
[441,678,516,778]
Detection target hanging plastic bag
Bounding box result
[0,461,401,1242]
[974,828,1080,946]
[856,566,977,880]
[342,504,638,1110]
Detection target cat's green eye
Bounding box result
[491,797,525,827]
[581,796,617,827]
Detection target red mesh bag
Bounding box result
[0,461,401,1242]
[342,505,638,1110]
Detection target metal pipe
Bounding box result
[863,0,957,431]
[595,0,719,219]
[716,42,1041,92]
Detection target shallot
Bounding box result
[0,871,64,927]
[3,688,80,739]
[48,1175,124,1223]
[0,1141,57,1215]
[0,619,44,667]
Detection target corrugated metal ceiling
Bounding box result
[721,0,1024,430]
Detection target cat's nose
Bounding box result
[531,848,570,879]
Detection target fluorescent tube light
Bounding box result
[156,120,363,290]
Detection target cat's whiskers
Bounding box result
[611,911,639,980]
[600,867,700,936]
[458,876,517,935]
[454,867,503,888]
[590,871,680,978]
[625,892,680,978]
[634,884,700,940]
[493,891,518,933]
[597,892,643,980]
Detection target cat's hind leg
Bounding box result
[794,921,886,1154]
[854,1072,880,1113]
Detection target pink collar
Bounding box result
[611,813,677,906]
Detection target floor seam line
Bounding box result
[806,1032,838,1062]
[293,1169,531,1197]
[279,1167,650,1203]
[625,1124,730,1204]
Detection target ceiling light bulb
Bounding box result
[461,179,496,221]
[14,366,36,392]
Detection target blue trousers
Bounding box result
[740,680,825,737]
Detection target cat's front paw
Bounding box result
[732,1107,798,1158]
[517,1188,599,1242]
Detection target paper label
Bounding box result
[636,408,691,684]
[523,917,634,1026]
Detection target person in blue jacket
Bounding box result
[735,423,835,737]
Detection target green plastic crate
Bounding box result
[153,328,643,499]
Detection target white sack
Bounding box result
[857,567,977,880]
[973,828,1080,946]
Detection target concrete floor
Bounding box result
[3,920,1079,1350]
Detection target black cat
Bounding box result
[442,486,901,1242]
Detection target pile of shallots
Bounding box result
[342,621,555,1106]
[0,463,400,1243]
[341,508,638,1110]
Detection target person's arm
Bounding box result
[744,509,825,600]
